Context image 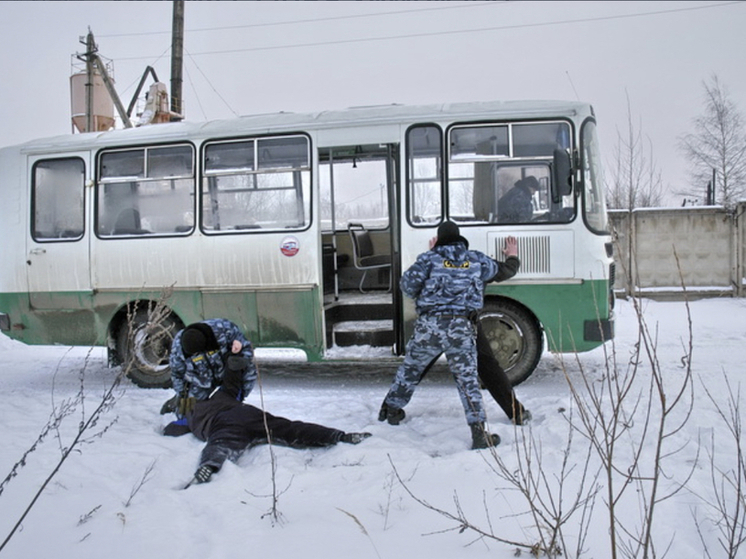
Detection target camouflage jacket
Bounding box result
[401,242,500,316]
[169,318,257,401]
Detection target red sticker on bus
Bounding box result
[280,236,300,257]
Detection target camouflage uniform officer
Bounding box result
[169,318,257,403]
[378,221,502,449]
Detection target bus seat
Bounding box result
[112,208,150,235]
[348,222,392,293]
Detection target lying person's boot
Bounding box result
[339,432,372,444]
[193,465,217,484]
[470,422,500,449]
[378,402,405,425]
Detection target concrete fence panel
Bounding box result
[610,203,743,299]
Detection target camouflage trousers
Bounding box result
[383,314,485,425]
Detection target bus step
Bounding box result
[333,320,394,347]
[325,302,393,322]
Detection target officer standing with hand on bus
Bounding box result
[378,221,505,449]
[418,232,531,425]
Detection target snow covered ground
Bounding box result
[1,297,745,558]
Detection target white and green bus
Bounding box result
[0,100,614,388]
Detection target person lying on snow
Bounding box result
[160,319,371,485]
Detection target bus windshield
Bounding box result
[581,119,610,234]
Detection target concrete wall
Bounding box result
[609,201,745,299]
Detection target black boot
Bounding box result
[193,465,217,484]
[378,402,405,425]
[470,422,500,449]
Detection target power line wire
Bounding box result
[183,59,207,121]
[113,1,744,61]
[98,2,503,38]
[183,48,238,117]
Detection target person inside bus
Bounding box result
[377,221,505,450]
[497,175,540,223]
[418,233,531,425]
[160,318,371,485]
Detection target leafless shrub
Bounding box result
[388,454,535,552]
[377,469,403,531]
[0,289,174,554]
[481,405,601,558]
[247,363,289,526]
[0,349,78,498]
[124,459,157,508]
[693,372,746,559]
[562,251,696,559]
[0,348,127,554]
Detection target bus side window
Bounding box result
[406,125,443,225]
[448,122,575,225]
[32,158,85,241]
[202,135,311,233]
[97,145,195,238]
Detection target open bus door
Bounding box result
[319,143,403,357]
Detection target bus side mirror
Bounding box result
[552,148,573,203]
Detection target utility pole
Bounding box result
[170,0,185,121]
[84,32,95,133]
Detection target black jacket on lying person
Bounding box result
[180,376,351,475]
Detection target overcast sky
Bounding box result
[1,1,744,205]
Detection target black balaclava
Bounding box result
[180,323,220,356]
[434,221,469,248]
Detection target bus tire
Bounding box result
[116,308,182,389]
[479,299,543,386]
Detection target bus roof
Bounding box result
[5,99,593,153]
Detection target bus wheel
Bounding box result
[479,300,543,386]
[117,308,182,389]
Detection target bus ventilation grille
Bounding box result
[493,235,551,275]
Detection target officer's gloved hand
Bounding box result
[160,395,179,415]
[222,355,249,400]
[177,396,196,416]
[226,355,250,371]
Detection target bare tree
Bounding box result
[678,74,746,208]
[607,91,664,209]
